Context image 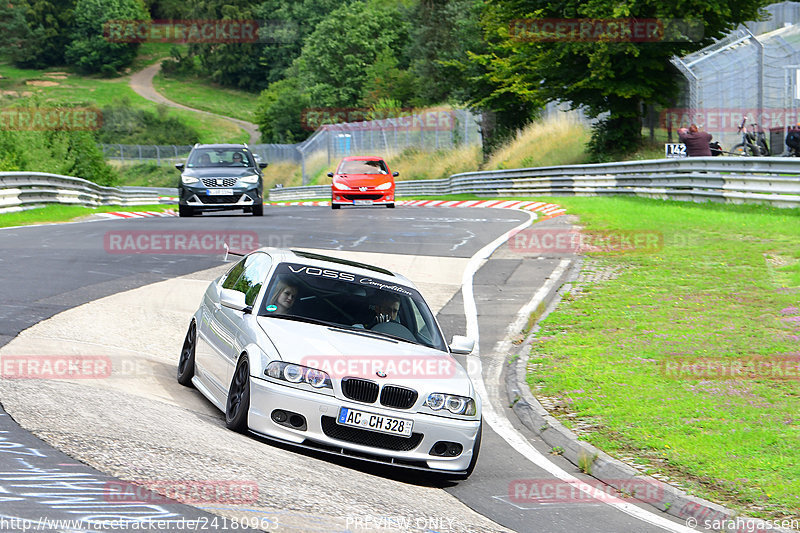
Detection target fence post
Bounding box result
[155,145,161,166]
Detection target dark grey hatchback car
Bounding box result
[176,144,267,217]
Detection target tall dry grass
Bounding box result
[485,113,591,170]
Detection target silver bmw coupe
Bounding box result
[177,248,482,477]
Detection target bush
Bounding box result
[97,103,200,145]
[255,76,311,143]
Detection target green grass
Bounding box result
[0,61,247,144]
[0,204,175,228]
[523,196,800,520]
[152,72,259,123]
[114,162,179,188]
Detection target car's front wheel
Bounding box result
[252,203,263,216]
[331,203,341,210]
[225,356,251,433]
[176,322,196,387]
[179,205,194,217]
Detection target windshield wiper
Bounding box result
[328,327,399,343]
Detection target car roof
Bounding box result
[193,144,250,150]
[252,248,415,287]
[340,156,385,161]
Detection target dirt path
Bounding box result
[129,62,261,145]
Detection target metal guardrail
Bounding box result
[267,156,800,208]
[0,172,163,212]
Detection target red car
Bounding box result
[328,156,397,209]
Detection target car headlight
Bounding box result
[265,361,332,390]
[424,393,476,416]
[375,182,392,190]
[181,175,199,185]
[240,174,260,184]
[332,179,351,190]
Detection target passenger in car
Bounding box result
[267,281,298,315]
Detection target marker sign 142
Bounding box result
[665,143,687,158]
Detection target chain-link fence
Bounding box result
[100,109,481,184]
[670,3,800,153]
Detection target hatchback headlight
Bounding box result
[240,174,259,184]
[332,179,351,190]
[375,182,392,190]
[265,361,332,390]
[181,175,199,185]
[424,393,476,416]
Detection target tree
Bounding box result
[253,0,351,85]
[407,0,485,106]
[469,0,771,156]
[0,0,76,68]
[296,1,409,108]
[254,75,311,143]
[65,0,149,75]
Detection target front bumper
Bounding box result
[180,185,262,211]
[248,376,480,472]
[331,189,394,206]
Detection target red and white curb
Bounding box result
[268,199,566,217]
[97,210,177,219]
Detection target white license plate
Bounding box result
[337,407,413,437]
[353,199,374,206]
[207,189,234,196]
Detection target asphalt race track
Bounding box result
[0,206,694,533]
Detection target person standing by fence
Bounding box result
[677,124,713,157]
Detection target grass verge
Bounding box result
[0,62,246,144]
[522,196,800,520]
[152,72,259,124]
[0,204,175,228]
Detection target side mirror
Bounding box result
[259,162,268,169]
[392,171,399,177]
[327,172,334,177]
[175,163,185,171]
[449,335,474,355]
[220,289,248,312]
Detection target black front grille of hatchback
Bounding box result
[380,386,418,409]
[342,378,379,403]
[201,177,238,187]
[321,416,422,451]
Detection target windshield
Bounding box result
[337,159,388,175]
[260,262,447,351]
[187,148,254,168]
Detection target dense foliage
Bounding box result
[0,0,775,154]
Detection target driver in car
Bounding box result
[371,294,401,325]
